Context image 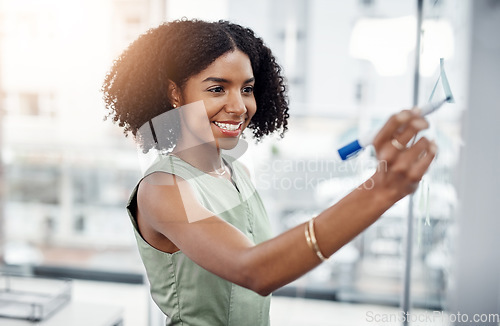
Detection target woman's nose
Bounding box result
[225,92,247,116]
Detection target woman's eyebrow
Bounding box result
[202,77,229,83]
[202,77,255,84]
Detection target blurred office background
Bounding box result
[0,0,498,325]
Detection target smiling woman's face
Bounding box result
[173,50,257,151]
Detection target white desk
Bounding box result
[0,302,123,326]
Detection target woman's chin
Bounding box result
[217,137,241,150]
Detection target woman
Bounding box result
[102,19,436,325]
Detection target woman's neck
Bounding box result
[172,141,226,175]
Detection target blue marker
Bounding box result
[337,97,451,160]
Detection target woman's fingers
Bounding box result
[371,137,437,201]
[394,117,429,147]
[373,110,414,147]
[370,109,437,201]
[407,139,437,182]
[391,137,437,182]
[374,109,429,164]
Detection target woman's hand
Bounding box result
[370,109,437,203]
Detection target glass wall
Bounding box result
[406,0,469,318]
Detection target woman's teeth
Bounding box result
[214,122,241,131]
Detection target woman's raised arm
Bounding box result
[136,108,436,296]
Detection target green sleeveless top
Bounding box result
[126,154,272,325]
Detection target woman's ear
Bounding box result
[167,80,181,108]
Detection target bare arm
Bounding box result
[136,109,436,296]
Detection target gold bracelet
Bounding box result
[308,217,328,262]
[304,223,314,252]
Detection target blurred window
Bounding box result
[19,93,39,116]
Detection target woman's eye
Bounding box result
[242,86,254,94]
[208,86,224,93]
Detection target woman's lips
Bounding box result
[213,121,243,137]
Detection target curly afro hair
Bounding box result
[102,19,289,152]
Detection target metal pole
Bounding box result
[0,0,6,266]
[401,0,423,324]
[412,0,423,107]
